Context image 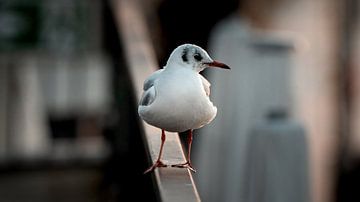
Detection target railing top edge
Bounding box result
[110,0,201,201]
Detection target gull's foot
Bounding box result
[144,160,167,174]
[171,162,196,173]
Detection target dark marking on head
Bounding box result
[182,47,189,62]
[194,51,203,61]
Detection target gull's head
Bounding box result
[166,44,230,72]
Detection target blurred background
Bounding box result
[0,0,359,202]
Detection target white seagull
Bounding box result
[138,44,230,173]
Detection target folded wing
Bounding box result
[140,69,163,106]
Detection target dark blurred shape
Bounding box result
[0,166,103,202]
[0,1,41,51]
[335,0,360,201]
[266,109,288,121]
[336,160,360,202]
[158,0,238,65]
[49,117,77,139]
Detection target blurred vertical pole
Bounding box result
[335,0,359,201]
[0,57,9,161]
[245,111,309,202]
[8,57,50,160]
[337,0,357,169]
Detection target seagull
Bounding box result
[138,44,230,174]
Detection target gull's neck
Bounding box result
[165,61,202,73]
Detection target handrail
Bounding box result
[110,0,201,201]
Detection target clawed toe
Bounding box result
[171,162,196,172]
[144,160,167,174]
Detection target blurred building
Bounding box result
[0,0,109,161]
[0,1,113,201]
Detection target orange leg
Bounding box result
[172,130,196,172]
[144,129,167,174]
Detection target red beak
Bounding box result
[205,60,230,69]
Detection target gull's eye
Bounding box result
[194,53,203,61]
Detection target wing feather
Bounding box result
[143,69,163,91]
[140,69,163,106]
[139,86,156,106]
[199,74,211,96]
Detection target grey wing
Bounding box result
[139,86,156,106]
[200,74,211,96]
[140,69,163,106]
[143,69,163,91]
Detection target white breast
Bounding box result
[138,68,217,132]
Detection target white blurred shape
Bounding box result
[194,15,309,202]
[8,56,50,159]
